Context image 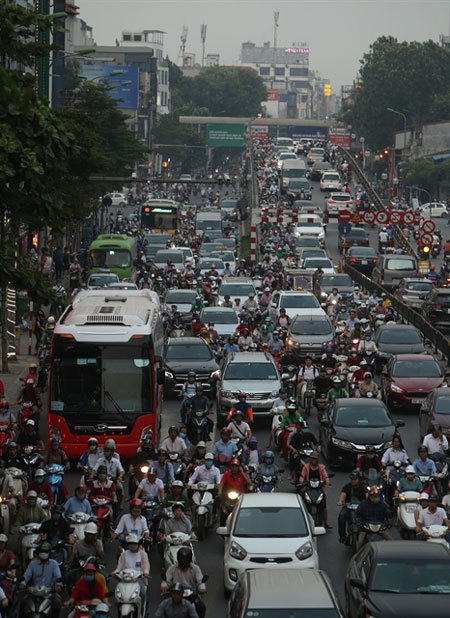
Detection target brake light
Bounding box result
[372,258,378,263]
[329,200,335,204]
[349,258,356,262]
[432,302,443,308]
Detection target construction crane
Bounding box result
[178,25,188,66]
[200,24,207,67]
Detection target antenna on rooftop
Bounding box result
[201,24,207,67]
[178,25,188,66]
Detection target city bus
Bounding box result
[141,199,179,233]
[48,289,164,458]
[89,234,136,280]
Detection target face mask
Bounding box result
[104,450,112,457]
[205,460,213,469]
[76,492,86,500]
[273,336,278,340]
[179,432,186,439]
[28,500,36,507]
[84,575,95,582]
[249,443,257,450]
[128,544,139,552]
[265,459,274,465]
[98,474,106,480]
[36,477,43,484]
[89,445,97,452]
[39,552,49,560]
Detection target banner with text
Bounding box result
[288,125,328,140]
[206,124,246,147]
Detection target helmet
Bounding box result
[76,483,87,492]
[332,376,341,384]
[169,425,178,433]
[38,541,52,552]
[172,501,185,511]
[51,504,64,514]
[34,468,45,478]
[0,534,8,543]
[248,436,257,443]
[104,439,116,450]
[29,363,37,369]
[405,465,415,474]
[309,451,319,460]
[286,399,297,410]
[350,470,360,480]
[84,522,99,535]
[205,453,214,460]
[125,533,140,544]
[264,450,274,460]
[419,492,429,501]
[368,487,380,496]
[96,604,109,614]
[97,465,107,475]
[27,490,38,499]
[220,427,231,435]
[428,493,439,502]
[50,438,59,446]
[171,480,184,488]
[130,498,143,508]
[431,423,442,432]
[148,467,157,476]
[230,458,240,466]
[418,444,428,453]
[365,445,376,454]
[88,437,98,445]
[46,316,56,326]
[238,391,247,399]
[172,583,184,593]
[177,547,193,566]
[83,563,97,572]
[187,370,196,379]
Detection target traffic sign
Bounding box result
[403,211,415,225]
[362,210,375,224]
[352,211,362,224]
[375,210,389,224]
[421,219,436,234]
[338,209,352,224]
[338,221,351,236]
[390,211,403,225]
[420,232,433,246]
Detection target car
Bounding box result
[338,228,369,253]
[422,287,450,328]
[345,541,450,618]
[287,313,334,359]
[294,204,323,218]
[197,257,225,276]
[309,161,332,181]
[268,290,325,321]
[375,324,425,368]
[211,238,237,252]
[346,246,378,275]
[163,337,220,396]
[301,257,334,274]
[87,271,120,289]
[216,277,256,307]
[419,387,450,440]
[178,246,194,265]
[286,179,312,200]
[372,255,418,291]
[105,192,127,208]
[316,273,355,301]
[107,282,138,290]
[394,278,434,309]
[228,568,344,618]
[320,171,342,192]
[153,249,185,272]
[199,307,238,337]
[381,353,448,411]
[220,197,240,215]
[295,236,321,252]
[277,151,298,169]
[327,193,354,216]
[307,147,325,165]
[320,398,403,467]
[163,289,197,315]
[217,492,325,593]
[143,233,172,259]
[419,202,448,218]
[179,173,192,181]
[297,248,328,262]
[210,251,236,271]
[216,351,281,422]
[294,218,326,246]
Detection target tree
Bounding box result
[402,157,450,195]
[152,115,207,172]
[344,36,450,150]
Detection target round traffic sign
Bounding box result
[420,232,433,246]
[390,211,403,225]
[375,210,389,224]
[421,219,436,234]
[403,211,415,225]
[363,210,375,224]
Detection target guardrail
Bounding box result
[344,263,450,364]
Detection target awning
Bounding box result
[432,153,450,162]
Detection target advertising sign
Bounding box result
[266,89,279,101]
[206,124,246,147]
[288,125,328,140]
[328,134,351,148]
[250,126,269,139]
[78,65,139,109]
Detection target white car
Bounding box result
[277,151,298,170]
[326,193,353,216]
[217,277,256,307]
[199,307,238,337]
[420,202,448,218]
[87,271,120,289]
[307,147,325,165]
[197,258,225,276]
[217,492,325,593]
[268,290,326,321]
[293,216,325,246]
[301,257,334,274]
[320,172,342,192]
[105,192,127,208]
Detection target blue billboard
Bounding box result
[79,64,139,109]
[288,125,328,140]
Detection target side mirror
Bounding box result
[157,368,165,385]
[395,421,405,428]
[313,526,326,536]
[349,578,365,590]
[216,526,229,536]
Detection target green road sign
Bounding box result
[206,124,246,147]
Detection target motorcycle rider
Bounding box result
[237,327,253,350]
[111,499,150,542]
[160,502,193,540]
[20,541,62,618]
[423,423,449,455]
[86,466,117,516]
[17,419,44,451]
[161,480,190,514]
[218,459,251,500]
[256,450,279,482]
[275,308,291,329]
[37,504,74,546]
[28,467,53,504]
[227,411,252,442]
[268,330,284,355]
[416,493,450,543]
[64,483,95,517]
[223,336,239,356]
[412,444,437,479]
[357,333,378,358]
[129,437,157,490]
[149,450,174,489]
[184,386,213,439]
[91,441,125,506]
[0,461,17,519]
[160,427,189,460]
[321,345,337,369]
[3,441,25,470]
[212,428,238,463]
[64,562,108,611]
[287,420,319,482]
[327,375,349,401]
[355,372,381,399]
[77,438,104,476]
[313,367,333,400]
[242,436,263,467]
[12,490,47,536]
[135,466,165,505]
[337,470,367,543]
[296,356,320,407]
[113,534,149,606]
[227,392,253,423]
[356,446,383,473]
[378,226,388,249]
[395,465,423,497]
[44,437,70,470]
[355,487,392,551]
[299,452,332,529]
[243,292,258,312]
[161,547,207,618]
[188,453,221,487]
[259,287,273,309]
[155,582,198,618]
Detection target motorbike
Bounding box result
[20,445,43,472]
[303,380,315,419]
[187,407,209,446]
[115,569,148,618]
[299,479,327,525]
[168,452,186,481]
[384,460,406,506]
[190,482,215,540]
[0,496,9,535]
[142,499,160,539]
[254,473,279,493]
[5,466,26,501]
[20,522,42,564]
[363,351,376,374]
[44,463,65,504]
[397,490,421,540]
[22,586,52,618]
[343,502,360,552]
[162,531,196,578]
[357,521,389,550]
[429,452,449,498]
[18,401,39,429]
[66,512,95,543]
[423,525,449,548]
[280,365,297,398]
[220,489,241,525]
[363,467,383,492]
[431,243,441,258]
[90,495,112,538]
[0,424,14,456]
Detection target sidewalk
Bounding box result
[0,331,36,402]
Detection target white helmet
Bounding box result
[125,533,140,544]
[104,439,116,450]
[84,522,98,535]
[405,465,415,474]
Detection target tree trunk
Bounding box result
[0,286,8,373]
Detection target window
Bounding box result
[123,34,131,41]
[392,360,442,378]
[290,67,308,76]
[291,319,332,336]
[259,67,270,76]
[275,67,285,76]
[385,259,416,271]
[133,34,142,41]
[224,362,277,381]
[335,405,391,428]
[234,506,308,537]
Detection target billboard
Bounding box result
[288,125,328,140]
[266,89,279,101]
[78,64,139,109]
[206,124,246,147]
[251,125,269,139]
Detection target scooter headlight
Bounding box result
[115,588,123,600]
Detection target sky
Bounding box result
[76,0,450,91]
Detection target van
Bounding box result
[196,212,222,236]
[227,568,344,618]
[372,254,418,291]
[281,159,307,190]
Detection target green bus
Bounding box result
[89,234,137,280]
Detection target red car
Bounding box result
[382,354,449,411]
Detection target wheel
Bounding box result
[441,212,447,218]
[197,513,207,541]
[305,396,312,418]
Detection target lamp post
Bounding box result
[386,107,407,148]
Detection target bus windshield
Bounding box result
[142,206,177,231]
[51,339,153,418]
[90,249,131,269]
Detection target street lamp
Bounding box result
[386,107,407,148]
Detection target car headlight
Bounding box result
[229,540,247,560]
[221,390,233,399]
[210,370,220,380]
[217,300,224,306]
[382,441,393,450]
[165,370,174,379]
[295,541,313,560]
[320,292,327,299]
[390,384,404,394]
[332,437,353,449]
[318,232,324,239]
[269,390,279,398]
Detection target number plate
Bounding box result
[412,398,423,405]
[361,260,368,265]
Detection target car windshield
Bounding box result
[310,149,324,155]
[284,168,306,178]
[296,238,320,247]
[434,294,450,306]
[289,181,309,189]
[281,295,319,309]
[88,274,119,287]
[335,405,392,427]
[165,291,196,304]
[155,251,183,264]
[291,319,332,335]
[211,252,235,262]
[349,248,374,256]
[347,231,367,239]
[331,195,350,202]
[379,330,421,344]
[405,281,433,292]
[145,234,171,245]
[297,222,322,228]
[245,611,340,618]
[301,250,326,259]
[435,395,450,414]
[313,163,331,170]
[304,259,332,268]
[234,506,308,537]
[370,560,450,594]
[198,260,225,270]
[320,274,353,287]
[200,311,237,324]
[90,249,131,269]
[224,362,277,380]
[166,344,212,361]
[385,259,416,271]
[219,284,255,296]
[392,360,442,378]
[323,174,340,181]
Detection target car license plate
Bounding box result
[412,398,423,405]
[361,260,368,265]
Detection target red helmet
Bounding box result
[230,458,240,466]
[130,498,143,507]
[368,486,380,496]
[76,484,87,491]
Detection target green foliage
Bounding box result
[0,242,56,304]
[345,36,450,150]
[402,157,450,193]
[152,115,207,172]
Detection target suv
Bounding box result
[422,287,450,328]
[371,254,418,291]
[287,314,334,359]
[164,337,220,396]
[216,351,281,424]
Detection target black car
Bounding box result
[375,324,425,370]
[286,179,312,200]
[316,273,355,302]
[163,337,219,397]
[422,287,450,329]
[346,541,450,618]
[320,399,403,467]
[419,387,450,440]
[309,161,332,181]
[346,246,378,275]
[338,228,369,253]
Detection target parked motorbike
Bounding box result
[397,490,421,540]
[115,569,148,618]
[190,482,215,540]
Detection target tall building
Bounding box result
[440,34,450,49]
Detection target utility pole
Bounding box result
[200,24,207,68]
[272,11,279,88]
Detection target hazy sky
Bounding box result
[76,0,450,90]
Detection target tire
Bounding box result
[197,513,207,541]
[305,396,312,419]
